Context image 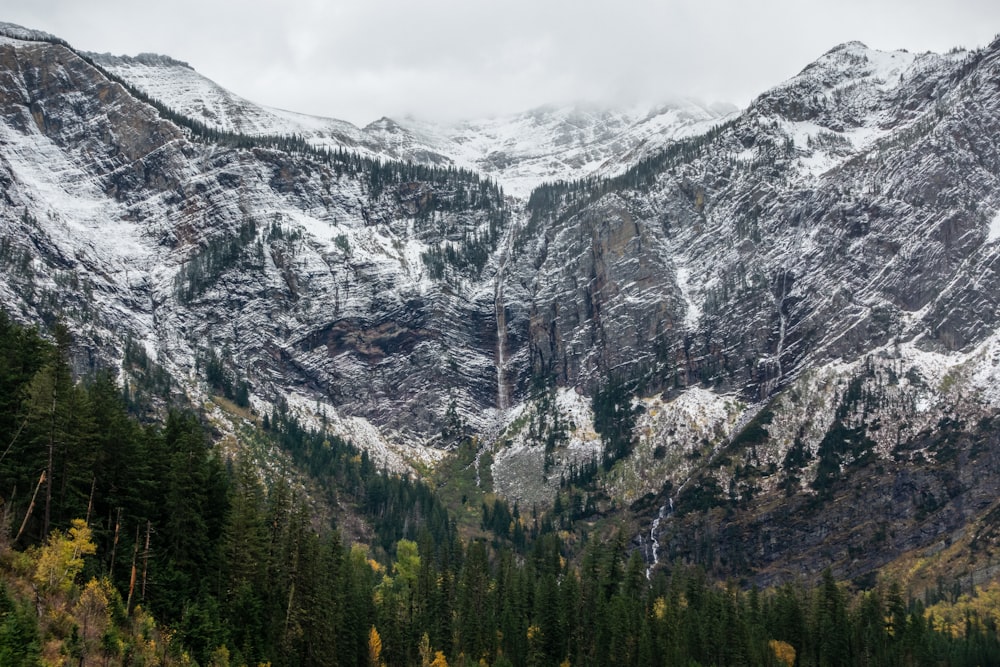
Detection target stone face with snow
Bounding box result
[6,23,1000,583]
[90,49,735,198]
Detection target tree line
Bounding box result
[2,312,1000,665]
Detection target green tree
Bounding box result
[814,569,851,667]
[0,582,40,667]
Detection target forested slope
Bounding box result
[1,314,1000,666]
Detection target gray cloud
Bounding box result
[4,1,1000,125]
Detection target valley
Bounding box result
[2,19,1000,664]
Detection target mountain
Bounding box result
[390,101,734,197]
[89,49,734,196]
[501,38,1000,584]
[3,21,1000,586]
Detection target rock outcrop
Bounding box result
[5,24,1000,582]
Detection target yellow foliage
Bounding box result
[429,650,449,667]
[652,596,667,621]
[527,624,541,642]
[209,645,231,667]
[419,633,433,667]
[41,637,68,666]
[925,579,1000,638]
[73,578,113,653]
[368,625,384,667]
[769,639,796,667]
[34,518,96,593]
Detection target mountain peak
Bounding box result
[826,39,871,54]
[363,116,406,133]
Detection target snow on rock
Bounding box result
[280,389,444,473]
[674,263,702,329]
[607,388,741,503]
[988,209,1000,243]
[491,387,601,507]
[400,101,736,197]
[0,22,63,44]
[88,52,371,148]
[86,51,737,199]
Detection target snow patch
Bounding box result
[280,390,442,472]
[675,263,701,329]
[988,210,1000,243]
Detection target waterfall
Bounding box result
[494,210,519,414]
[646,496,673,579]
[495,274,508,411]
[474,209,519,488]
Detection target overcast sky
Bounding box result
[5,1,1000,126]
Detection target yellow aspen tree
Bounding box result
[368,625,384,667]
[209,645,231,667]
[73,578,112,653]
[419,633,433,667]
[33,518,96,593]
[769,639,796,667]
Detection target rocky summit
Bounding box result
[3,20,1000,584]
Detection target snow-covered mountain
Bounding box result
[90,50,734,196]
[389,101,734,196]
[5,21,1000,584]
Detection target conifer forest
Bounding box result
[2,312,1000,666]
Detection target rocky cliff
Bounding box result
[497,38,1000,583]
[4,22,1000,583]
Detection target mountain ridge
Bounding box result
[3,20,1000,584]
[86,43,736,197]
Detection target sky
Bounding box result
[4,1,1000,126]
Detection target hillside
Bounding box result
[1,20,1000,594]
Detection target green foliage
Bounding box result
[200,348,250,407]
[0,583,40,666]
[122,336,172,410]
[174,219,262,303]
[592,377,640,470]
[780,436,812,496]
[419,190,508,281]
[729,406,774,451]
[2,311,1000,665]
[261,406,455,555]
[561,455,600,489]
[674,473,727,516]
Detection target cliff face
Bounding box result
[495,43,1000,581]
[510,41,1000,397]
[498,39,1000,583]
[5,24,1000,583]
[0,30,511,469]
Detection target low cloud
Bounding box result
[6,0,1000,125]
